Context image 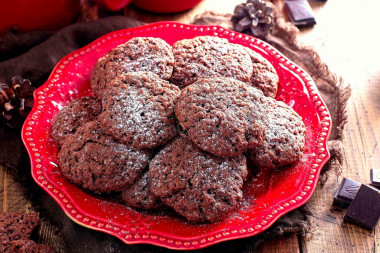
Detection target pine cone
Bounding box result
[0,76,35,128]
[232,0,274,39]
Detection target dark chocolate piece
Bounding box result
[370,168,380,189]
[343,184,380,230]
[284,0,316,27]
[333,178,361,207]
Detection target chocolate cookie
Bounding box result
[245,48,279,98]
[10,240,55,253]
[99,72,180,149]
[51,96,101,148]
[171,36,253,88]
[175,77,268,157]
[58,121,151,193]
[121,171,163,210]
[247,99,306,169]
[149,137,248,223]
[0,213,39,252]
[0,213,39,242]
[91,37,174,98]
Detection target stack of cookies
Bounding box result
[52,36,306,223]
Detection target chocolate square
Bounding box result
[284,0,316,27]
[333,178,361,207]
[370,168,380,189]
[343,184,380,230]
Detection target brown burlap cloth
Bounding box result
[0,7,350,253]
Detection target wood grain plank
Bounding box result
[259,234,300,253]
[294,0,380,252]
[297,68,380,252]
[0,165,6,211]
[298,171,376,252]
[0,165,32,213]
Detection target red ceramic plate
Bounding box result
[22,22,331,250]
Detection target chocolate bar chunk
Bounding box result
[284,0,316,27]
[370,168,380,189]
[343,184,380,230]
[333,178,361,207]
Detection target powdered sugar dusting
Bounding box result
[175,77,268,157]
[171,36,253,87]
[247,99,306,169]
[51,96,101,147]
[90,37,174,98]
[149,137,248,222]
[99,72,180,149]
[58,121,151,193]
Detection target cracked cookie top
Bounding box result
[247,99,306,169]
[58,121,151,193]
[171,36,253,88]
[51,96,101,148]
[91,37,174,98]
[245,48,279,98]
[99,72,180,149]
[175,77,268,157]
[121,171,164,210]
[149,137,247,223]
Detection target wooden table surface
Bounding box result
[1,0,380,252]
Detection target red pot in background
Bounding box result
[134,0,203,13]
[92,0,131,11]
[93,0,203,13]
[0,0,80,34]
